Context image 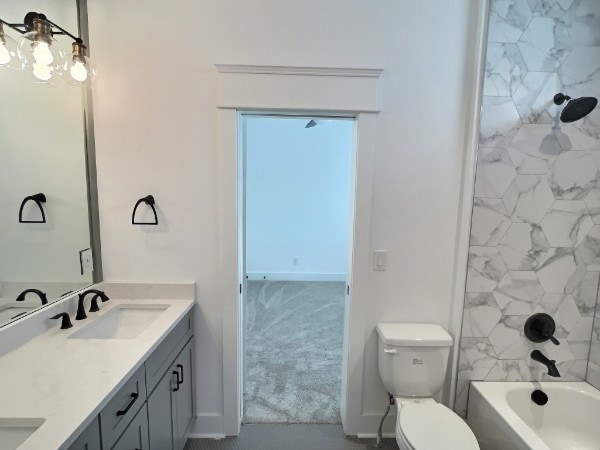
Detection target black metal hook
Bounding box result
[132,195,158,225]
[19,193,47,223]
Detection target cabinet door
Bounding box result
[111,404,150,450]
[173,339,194,450]
[67,417,101,450]
[147,367,177,450]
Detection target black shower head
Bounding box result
[554,93,598,123]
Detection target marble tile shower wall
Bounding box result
[455,0,600,417]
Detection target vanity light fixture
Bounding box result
[0,22,20,69]
[0,12,96,86]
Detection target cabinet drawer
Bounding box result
[100,365,147,449]
[145,311,193,394]
[111,404,149,450]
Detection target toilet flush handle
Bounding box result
[383,348,397,354]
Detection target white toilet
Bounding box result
[376,323,479,450]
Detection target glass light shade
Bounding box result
[0,24,21,69]
[17,21,64,84]
[58,52,96,87]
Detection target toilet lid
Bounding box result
[399,403,479,450]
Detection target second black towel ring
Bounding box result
[132,195,158,225]
[19,193,47,224]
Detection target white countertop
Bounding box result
[0,297,195,450]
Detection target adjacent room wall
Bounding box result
[245,117,353,281]
[456,0,600,416]
[87,0,481,435]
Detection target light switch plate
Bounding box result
[79,248,93,275]
[373,250,387,271]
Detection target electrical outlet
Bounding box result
[79,248,94,275]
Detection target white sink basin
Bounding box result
[0,418,45,450]
[68,304,170,339]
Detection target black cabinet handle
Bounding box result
[173,371,180,392]
[177,364,184,383]
[116,393,139,416]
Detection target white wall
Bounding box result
[0,0,91,285]
[245,116,352,280]
[87,0,481,435]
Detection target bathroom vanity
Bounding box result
[0,289,195,450]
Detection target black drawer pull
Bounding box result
[116,393,139,416]
[177,364,184,383]
[173,371,180,391]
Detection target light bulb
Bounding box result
[32,41,53,65]
[32,62,52,81]
[70,60,88,82]
[0,44,10,65]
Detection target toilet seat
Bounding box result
[397,403,479,449]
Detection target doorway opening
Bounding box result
[239,114,356,424]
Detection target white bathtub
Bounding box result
[467,381,600,450]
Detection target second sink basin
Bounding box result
[68,304,170,339]
[0,418,45,450]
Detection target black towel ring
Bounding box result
[132,195,158,225]
[19,193,47,223]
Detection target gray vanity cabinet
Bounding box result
[110,404,150,450]
[67,417,101,450]
[147,338,195,450]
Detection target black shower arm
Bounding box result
[19,194,46,224]
[132,196,158,225]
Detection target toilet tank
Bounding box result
[376,323,453,397]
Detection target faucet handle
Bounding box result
[50,313,73,330]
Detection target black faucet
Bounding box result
[50,312,73,329]
[531,350,560,377]
[15,288,48,305]
[76,289,109,320]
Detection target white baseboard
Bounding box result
[356,433,396,439]
[187,433,227,439]
[246,272,346,281]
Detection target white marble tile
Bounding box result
[563,360,588,380]
[527,0,575,18]
[485,43,528,96]
[462,293,503,337]
[553,294,581,331]
[517,17,572,71]
[494,271,544,314]
[498,223,550,270]
[558,47,600,96]
[565,0,600,46]
[513,73,562,124]
[569,340,592,359]
[480,96,523,148]
[454,380,470,419]
[485,359,532,381]
[470,198,512,246]
[554,122,598,151]
[572,271,600,316]
[507,124,562,173]
[540,200,593,247]
[567,316,594,341]
[489,0,534,43]
[467,247,508,292]
[588,362,600,389]
[458,337,498,380]
[542,337,575,361]
[584,187,600,224]
[489,317,530,359]
[547,151,599,200]
[534,293,569,315]
[474,148,518,198]
[502,174,555,222]
[578,225,600,270]
[535,248,587,293]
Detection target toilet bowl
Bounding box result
[394,399,478,449]
[375,323,479,449]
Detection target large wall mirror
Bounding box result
[0,0,100,328]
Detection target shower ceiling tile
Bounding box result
[513,73,562,124]
[480,96,523,148]
[484,43,528,96]
[554,122,598,151]
[507,124,562,173]
[462,293,503,337]
[488,0,533,43]
[558,47,600,97]
[518,17,572,72]
[527,0,574,18]
[498,223,550,270]
[470,198,512,246]
[535,247,587,293]
[565,0,600,46]
[503,174,555,223]
[474,148,517,198]
[494,271,544,315]
[540,200,593,247]
[547,151,599,200]
[466,247,508,292]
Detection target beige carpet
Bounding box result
[244,281,345,423]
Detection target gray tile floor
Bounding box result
[184,424,398,450]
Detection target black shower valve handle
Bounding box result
[524,313,559,345]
